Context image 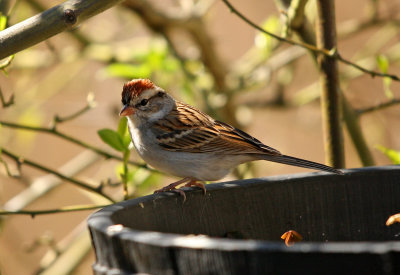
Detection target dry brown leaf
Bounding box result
[386,213,400,226]
[281,230,303,247]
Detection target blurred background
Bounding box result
[0,0,400,274]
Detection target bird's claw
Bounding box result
[153,178,205,202]
[183,181,206,195]
[154,185,187,202]
[171,189,187,202]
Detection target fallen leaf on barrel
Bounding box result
[386,213,400,226]
[281,230,303,247]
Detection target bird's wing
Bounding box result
[153,102,281,155]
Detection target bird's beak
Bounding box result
[119,105,135,117]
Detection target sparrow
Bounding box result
[119,79,343,196]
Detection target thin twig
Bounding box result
[0,120,152,170]
[3,151,101,212]
[357,98,400,115]
[34,221,90,274]
[336,52,398,80]
[0,54,14,70]
[52,93,96,127]
[121,150,131,200]
[0,204,110,217]
[53,104,92,125]
[338,17,400,40]
[25,232,59,254]
[0,86,14,107]
[221,0,400,82]
[0,148,115,202]
[162,33,196,80]
[342,97,375,166]
[124,0,228,90]
[281,0,309,37]
[0,154,17,177]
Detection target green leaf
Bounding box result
[383,77,393,99]
[106,63,151,79]
[376,145,400,164]
[98,129,126,152]
[117,118,132,148]
[376,55,393,99]
[376,55,389,73]
[123,134,132,148]
[0,15,7,31]
[147,48,166,70]
[255,15,280,54]
[117,117,127,137]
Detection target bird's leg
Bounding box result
[182,179,206,195]
[153,177,191,198]
[154,178,206,202]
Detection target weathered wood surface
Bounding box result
[88,166,400,274]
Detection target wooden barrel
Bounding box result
[88,166,400,274]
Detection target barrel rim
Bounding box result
[88,165,400,254]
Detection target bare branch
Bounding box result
[51,93,96,128]
[24,0,91,47]
[357,98,400,115]
[335,52,399,80]
[342,97,375,166]
[0,54,14,70]
[0,0,124,60]
[0,154,17,177]
[315,0,344,168]
[221,0,400,82]
[0,148,115,202]
[0,86,14,108]
[3,150,101,212]
[0,204,110,217]
[280,0,310,38]
[36,221,91,274]
[123,0,227,90]
[53,104,92,126]
[123,0,243,126]
[0,120,153,170]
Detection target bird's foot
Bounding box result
[153,177,205,202]
[153,177,189,193]
[183,180,206,195]
[154,177,191,201]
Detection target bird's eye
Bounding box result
[140,99,148,106]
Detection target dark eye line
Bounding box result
[135,99,148,108]
[135,92,163,108]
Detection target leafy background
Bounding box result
[0,0,400,274]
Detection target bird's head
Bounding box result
[119,79,175,123]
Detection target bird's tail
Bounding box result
[261,154,343,175]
